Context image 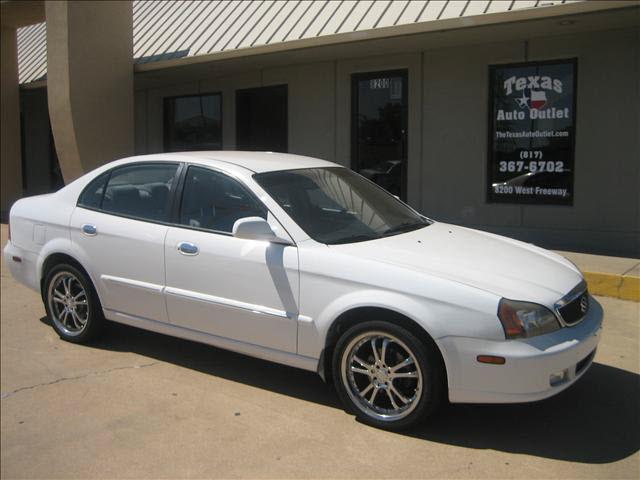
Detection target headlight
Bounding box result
[498,299,560,339]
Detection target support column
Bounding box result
[46,1,133,182]
[1,26,23,220]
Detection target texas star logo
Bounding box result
[496,74,569,121]
[514,90,548,110]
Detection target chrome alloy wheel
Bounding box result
[47,271,89,336]
[341,331,423,422]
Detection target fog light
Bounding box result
[549,369,569,386]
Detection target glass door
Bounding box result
[236,85,288,153]
[351,70,408,200]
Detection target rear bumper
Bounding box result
[440,297,603,404]
[3,241,39,292]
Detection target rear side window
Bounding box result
[99,163,179,222]
[179,166,266,233]
[78,172,110,209]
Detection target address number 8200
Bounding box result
[498,161,564,173]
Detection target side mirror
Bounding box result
[232,217,293,245]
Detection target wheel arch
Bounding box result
[318,306,449,394]
[39,252,96,303]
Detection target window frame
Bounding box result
[76,161,183,226]
[76,161,288,241]
[163,92,223,153]
[77,170,111,210]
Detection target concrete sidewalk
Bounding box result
[556,251,640,302]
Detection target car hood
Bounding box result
[329,222,582,305]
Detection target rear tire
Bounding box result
[43,263,104,344]
[332,320,444,430]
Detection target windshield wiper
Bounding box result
[331,234,381,245]
[382,222,427,237]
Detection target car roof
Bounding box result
[126,151,340,174]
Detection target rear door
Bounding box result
[71,162,180,323]
[164,165,298,353]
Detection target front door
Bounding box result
[164,165,298,353]
[352,70,408,200]
[236,84,288,153]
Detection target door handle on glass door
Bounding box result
[177,242,199,256]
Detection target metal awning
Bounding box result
[17,0,596,85]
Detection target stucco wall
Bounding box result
[135,26,639,257]
[46,1,134,182]
[137,62,337,161]
[421,27,639,256]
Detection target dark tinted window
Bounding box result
[179,166,266,233]
[101,164,178,221]
[78,171,110,209]
[352,70,407,199]
[164,93,222,152]
[236,85,287,152]
[255,167,429,244]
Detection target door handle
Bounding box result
[81,224,97,236]
[177,241,199,256]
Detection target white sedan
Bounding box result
[4,151,602,430]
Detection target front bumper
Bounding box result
[440,296,603,404]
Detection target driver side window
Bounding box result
[179,166,267,233]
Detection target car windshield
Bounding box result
[254,167,431,245]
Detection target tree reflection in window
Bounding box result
[164,93,222,152]
[255,167,428,245]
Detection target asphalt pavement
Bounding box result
[1,224,638,479]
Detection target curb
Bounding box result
[584,271,640,302]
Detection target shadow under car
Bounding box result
[41,316,639,464]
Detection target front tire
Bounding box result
[44,264,104,343]
[332,321,444,430]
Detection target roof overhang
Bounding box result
[0,0,44,28]
[133,1,639,90]
[135,1,638,74]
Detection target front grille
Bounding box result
[555,281,589,326]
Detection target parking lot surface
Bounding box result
[1,224,639,479]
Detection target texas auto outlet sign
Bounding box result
[487,59,577,205]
